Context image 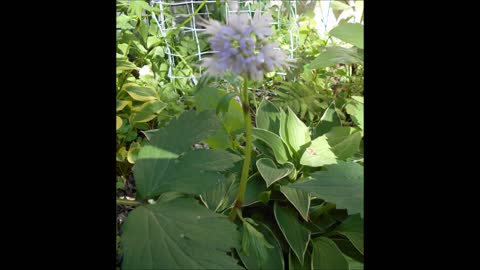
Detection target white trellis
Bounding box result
[149,0,299,86]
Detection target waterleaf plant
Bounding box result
[118,6,364,270]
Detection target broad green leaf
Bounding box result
[278,108,288,144]
[243,173,269,206]
[147,110,222,154]
[345,102,364,130]
[195,87,224,111]
[325,127,362,160]
[222,98,245,135]
[204,125,232,150]
[351,96,363,104]
[300,135,337,167]
[141,128,158,141]
[325,127,359,146]
[200,174,238,213]
[195,87,244,135]
[156,191,186,203]
[135,146,232,199]
[280,185,311,221]
[335,214,363,233]
[332,237,363,266]
[309,46,363,69]
[178,149,242,171]
[335,214,364,255]
[134,122,149,130]
[256,158,294,187]
[117,41,128,53]
[128,0,153,18]
[147,36,162,49]
[121,198,242,270]
[123,83,158,101]
[339,232,363,256]
[252,128,290,164]
[216,92,237,114]
[116,116,123,130]
[285,107,311,153]
[314,102,341,137]
[274,203,311,265]
[241,219,274,262]
[131,100,167,123]
[330,1,351,11]
[131,40,148,56]
[289,249,311,270]
[126,142,141,164]
[158,62,168,78]
[116,14,134,29]
[345,254,364,270]
[330,23,364,49]
[238,222,284,270]
[256,99,282,134]
[151,46,165,60]
[291,161,364,216]
[117,146,128,162]
[116,100,131,112]
[137,20,149,45]
[116,53,138,72]
[134,110,226,199]
[202,174,265,211]
[311,237,349,270]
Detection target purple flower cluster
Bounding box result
[200,12,291,81]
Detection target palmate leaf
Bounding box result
[309,46,363,69]
[329,23,364,49]
[291,161,364,216]
[134,110,242,200]
[273,81,330,121]
[121,197,242,269]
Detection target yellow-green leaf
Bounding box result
[329,23,364,49]
[116,116,123,130]
[116,146,127,161]
[116,100,131,112]
[300,136,337,167]
[131,100,167,123]
[127,143,141,164]
[123,83,158,101]
[286,107,311,153]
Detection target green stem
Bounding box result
[229,78,252,221]
[117,199,142,207]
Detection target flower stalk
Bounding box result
[229,78,252,221]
